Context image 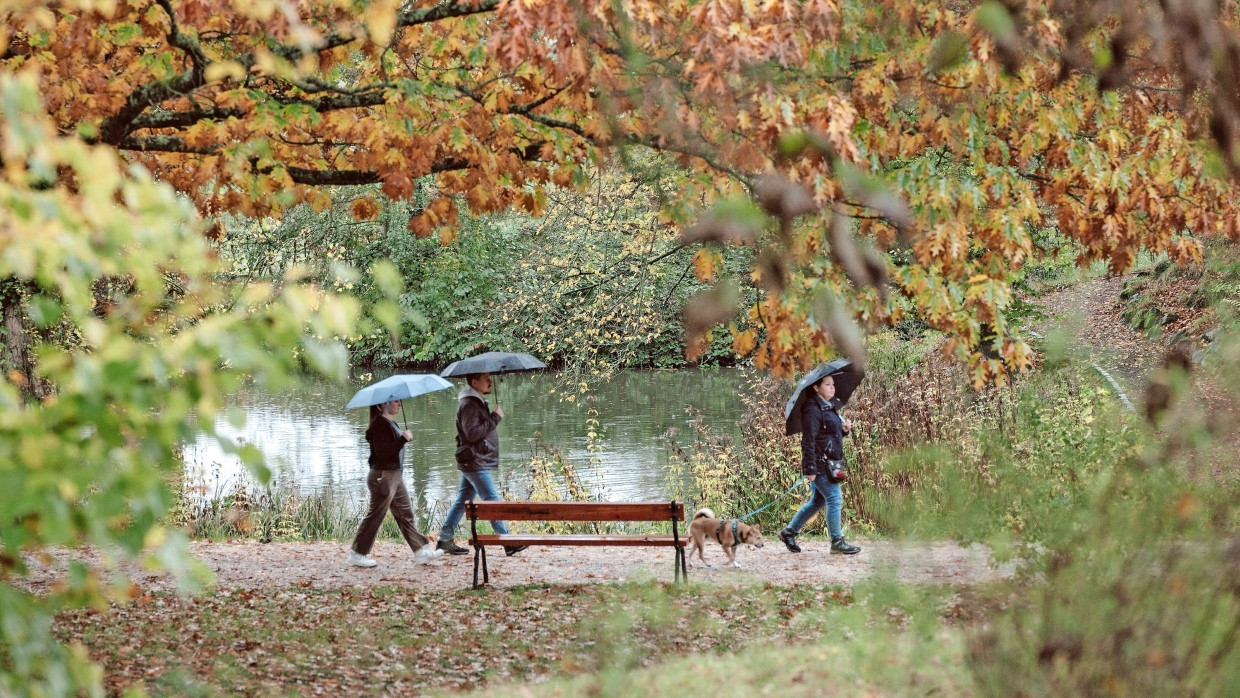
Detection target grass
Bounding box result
[465,626,975,697]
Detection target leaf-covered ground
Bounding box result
[51,575,983,696]
[28,539,1008,694]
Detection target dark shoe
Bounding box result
[504,545,529,557]
[830,538,861,555]
[437,539,469,556]
[778,528,801,553]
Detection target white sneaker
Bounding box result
[348,550,377,567]
[414,545,444,563]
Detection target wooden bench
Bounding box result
[465,501,688,588]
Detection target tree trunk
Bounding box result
[0,277,41,400]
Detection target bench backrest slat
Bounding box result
[469,501,684,522]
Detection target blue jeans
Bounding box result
[786,476,843,540]
[439,469,509,540]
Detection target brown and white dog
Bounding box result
[685,507,765,568]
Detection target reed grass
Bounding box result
[167,470,442,544]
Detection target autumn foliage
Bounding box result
[5,0,1240,389]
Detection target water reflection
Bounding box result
[184,369,747,504]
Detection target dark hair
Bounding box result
[368,404,383,422]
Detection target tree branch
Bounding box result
[267,157,473,185]
[272,89,391,112]
[457,79,754,188]
[99,0,209,144]
[119,135,206,153]
[154,0,208,73]
[129,87,390,132]
[99,0,503,145]
[131,107,245,130]
[118,137,472,184]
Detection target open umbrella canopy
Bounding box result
[345,374,453,409]
[440,351,546,378]
[784,359,866,435]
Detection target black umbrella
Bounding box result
[784,358,865,435]
[440,351,547,406]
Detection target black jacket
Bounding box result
[456,393,501,472]
[366,417,409,470]
[800,396,845,476]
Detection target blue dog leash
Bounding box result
[735,476,807,521]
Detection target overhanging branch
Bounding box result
[99,0,503,145]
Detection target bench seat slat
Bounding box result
[472,534,686,547]
[469,501,684,522]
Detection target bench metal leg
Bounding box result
[481,545,489,585]
[472,544,490,588]
[472,545,481,588]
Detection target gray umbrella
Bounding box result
[439,351,547,377]
[440,351,547,407]
[784,358,865,435]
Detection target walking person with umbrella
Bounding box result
[435,352,545,557]
[345,374,452,568]
[778,359,864,556]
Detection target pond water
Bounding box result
[183,368,749,505]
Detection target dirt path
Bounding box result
[1031,275,1157,397]
[22,538,1016,594]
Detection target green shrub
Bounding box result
[967,375,1240,695]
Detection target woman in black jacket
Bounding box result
[777,375,861,555]
[347,400,443,567]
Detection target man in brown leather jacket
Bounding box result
[435,373,527,557]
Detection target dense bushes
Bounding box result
[214,169,755,381]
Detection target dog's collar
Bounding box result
[714,519,742,549]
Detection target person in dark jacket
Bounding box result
[778,374,861,555]
[348,400,444,567]
[435,373,527,557]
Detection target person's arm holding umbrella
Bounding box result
[365,407,413,464]
[802,398,823,483]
